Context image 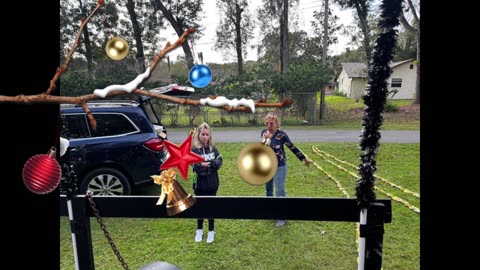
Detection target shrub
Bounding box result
[384,101,398,112]
[247,118,258,125]
[211,119,222,127]
[332,91,346,97]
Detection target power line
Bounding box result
[299,5,323,10]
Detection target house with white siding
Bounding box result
[335,58,417,100]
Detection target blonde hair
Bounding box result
[194,122,214,148]
[265,112,281,129]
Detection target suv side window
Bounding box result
[64,114,90,139]
[89,113,139,137]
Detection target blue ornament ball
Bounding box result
[188,64,212,88]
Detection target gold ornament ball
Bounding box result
[237,143,278,185]
[105,37,129,60]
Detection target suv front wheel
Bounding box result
[80,168,132,196]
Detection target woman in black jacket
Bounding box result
[192,122,222,243]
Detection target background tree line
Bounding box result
[60,0,420,112]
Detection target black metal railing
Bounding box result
[60,195,391,270]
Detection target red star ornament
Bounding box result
[160,136,205,180]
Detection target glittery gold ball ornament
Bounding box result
[237,143,278,185]
[105,37,129,60]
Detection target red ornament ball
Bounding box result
[22,147,62,194]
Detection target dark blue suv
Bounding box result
[60,97,167,195]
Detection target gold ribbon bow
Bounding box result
[151,168,177,205]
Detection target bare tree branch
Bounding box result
[0,89,292,113]
[149,28,195,72]
[406,0,420,24]
[47,0,104,96]
[399,13,418,35]
[1,0,292,130]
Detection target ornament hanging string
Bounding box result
[189,38,198,64]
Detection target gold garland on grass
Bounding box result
[305,156,361,263]
[315,148,420,198]
[311,146,420,215]
[308,148,420,267]
[374,186,420,214]
[311,161,350,198]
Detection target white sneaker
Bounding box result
[206,231,215,243]
[195,229,203,242]
[275,220,287,227]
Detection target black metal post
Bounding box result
[360,202,387,270]
[70,197,95,269]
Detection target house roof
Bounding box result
[390,58,415,68]
[341,63,368,78]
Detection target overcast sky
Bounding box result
[164,0,355,64]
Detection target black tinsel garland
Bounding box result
[59,114,79,200]
[356,0,403,209]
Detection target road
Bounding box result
[166,129,420,144]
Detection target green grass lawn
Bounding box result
[324,96,367,112]
[324,96,413,111]
[321,96,419,130]
[60,142,419,270]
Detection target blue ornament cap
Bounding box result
[188,64,212,88]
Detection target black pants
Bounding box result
[194,188,217,231]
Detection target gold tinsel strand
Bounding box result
[309,157,359,263]
[311,161,350,198]
[315,147,420,198]
[375,187,420,214]
[311,146,420,215]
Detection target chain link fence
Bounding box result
[151,92,321,128]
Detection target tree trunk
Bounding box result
[235,3,244,75]
[280,0,289,73]
[153,0,195,70]
[78,0,95,79]
[320,0,329,122]
[415,32,420,104]
[83,28,95,79]
[352,0,371,66]
[322,0,328,64]
[399,0,420,104]
[126,0,146,73]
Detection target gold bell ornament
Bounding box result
[105,36,129,60]
[237,137,278,185]
[166,179,196,216]
[151,169,196,216]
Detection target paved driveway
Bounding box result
[166,129,420,144]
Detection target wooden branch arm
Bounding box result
[0,90,292,113]
[149,28,195,72]
[46,0,104,96]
